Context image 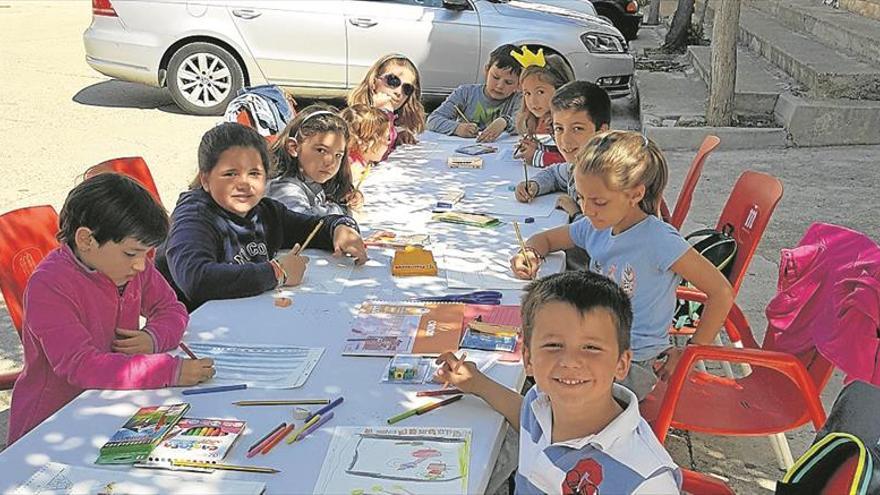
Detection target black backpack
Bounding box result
[776,381,880,495]
[672,224,737,329]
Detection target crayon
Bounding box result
[247,422,286,455]
[306,397,343,422]
[260,423,295,455]
[297,411,334,441]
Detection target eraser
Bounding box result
[524,217,535,224]
[294,407,310,420]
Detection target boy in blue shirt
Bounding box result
[436,271,681,494]
[427,44,522,142]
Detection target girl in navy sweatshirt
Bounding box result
[157,123,367,311]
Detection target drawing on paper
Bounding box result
[184,342,324,389]
[313,427,471,495]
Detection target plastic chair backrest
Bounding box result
[235,108,254,127]
[0,205,60,332]
[86,157,162,205]
[681,468,735,495]
[670,135,720,229]
[715,171,783,295]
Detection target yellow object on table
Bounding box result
[391,246,438,277]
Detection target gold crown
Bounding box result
[510,46,546,69]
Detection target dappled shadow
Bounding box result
[72,80,186,114]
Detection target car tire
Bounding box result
[167,42,244,116]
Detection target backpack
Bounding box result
[672,224,737,329]
[776,380,880,495]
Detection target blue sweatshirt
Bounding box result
[156,188,357,311]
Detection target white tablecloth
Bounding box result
[0,132,568,494]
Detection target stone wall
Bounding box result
[838,0,880,21]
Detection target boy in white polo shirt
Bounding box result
[435,271,680,494]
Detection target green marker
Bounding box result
[387,408,419,425]
[386,395,463,425]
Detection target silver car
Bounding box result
[84,0,633,115]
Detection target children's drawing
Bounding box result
[184,342,324,389]
[313,427,471,495]
[13,462,265,495]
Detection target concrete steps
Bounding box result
[746,0,880,67]
[687,45,783,117]
[733,6,880,99]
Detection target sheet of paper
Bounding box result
[313,427,471,495]
[458,184,557,217]
[184,342,324,389]
[11,462,265,495]
[444,255,531,290]
[275,249,355,295]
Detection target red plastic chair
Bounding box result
[642,302,834,447]
[660,135,721,230]
[85,157,162,206]
[671,170,784,341]
[0,205,60,389]
[681,468,735,495]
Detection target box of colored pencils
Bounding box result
[135,418,246,471]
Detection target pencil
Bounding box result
[512,221,535,280]
[286,414,321,444]
[260,423,295,455]
[417,388,464,397]
[522,160,531,203]
[453,105,471,124]
[178,342,198,360]
[293,219,324,255]
[171,461,279,474]
[354,163,372,191]
[296,411,334,441]
[387,395,463,425]
[233,399,330,406]
[247,422,286,453]
[182,383,247,395]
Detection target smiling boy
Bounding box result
[436,271,680,494]
[426,44,523,142]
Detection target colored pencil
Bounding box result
[354,163,372,191]
[233,399,330,406]
[154,413,166,432]
[246,422,286,458]
[286,414,321,444]
[293,219,324,255]
[178,342,198,360]
[387,395,463,425]
[306,396,343,422]
[260,423,295,455]
[297,411,334,441]
[182,383,247,395]
[453,105,471,124]
[417,388,464,397]
[171,461,278,474]
[512,221,534,280]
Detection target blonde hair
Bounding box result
[515,54,573,136]
[339,104,391,157]
[347,54,426,134]
[574,130,668,216]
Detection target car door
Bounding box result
[227,0,347,88]
[344,0,480,94]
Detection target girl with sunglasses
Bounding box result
[347,54,426,157]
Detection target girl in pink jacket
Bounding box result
[7,174,214,445]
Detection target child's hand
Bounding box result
[179,358,215,386]
[277,248,309,286]
[454,123,479,138]
[476,117,506,142]
[434,352,483,394]
[112,328,154,354]
[555,195,580,217]
[510,248,542,280]
[372,91,395,111]
[347,189,365,210]
[515,181,539,203]
[396,128,418,145]
[515,138,539,163]
[333,225,368,265]
[653,347,685,381]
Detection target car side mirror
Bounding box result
[442,0,469,10]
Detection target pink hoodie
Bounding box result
[7,245,188,445]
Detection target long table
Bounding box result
[0,133,567,494]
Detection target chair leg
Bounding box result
[716,333,735,378]
[768,433,795,471]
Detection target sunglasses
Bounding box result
[378,73,415,97]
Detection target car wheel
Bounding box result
[167,42,244,116]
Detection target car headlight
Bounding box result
[580,32,626,53]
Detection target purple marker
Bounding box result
[298,411,334,441]
[307,396,343,422]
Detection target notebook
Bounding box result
[343,302,465,357]
[95,403,190,465]
[135,418,245,471]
